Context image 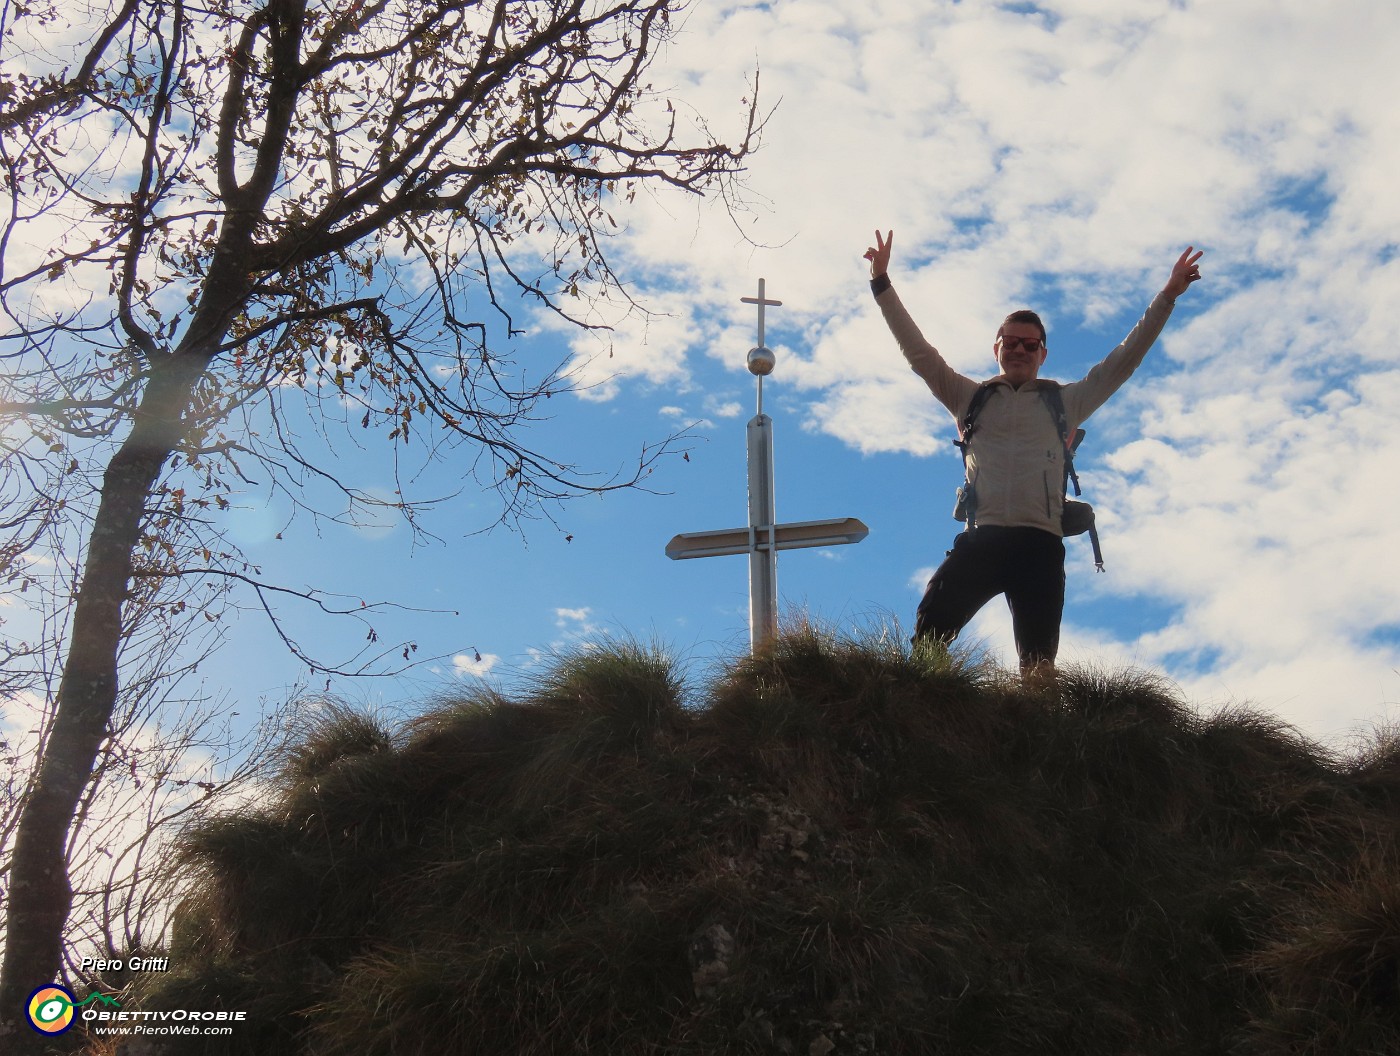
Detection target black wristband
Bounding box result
[870,273,891,297]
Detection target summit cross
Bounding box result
[741,277,782,348]
[664,279,868,653]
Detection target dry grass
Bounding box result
[106,627,1400,1055]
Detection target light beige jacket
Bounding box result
[876,284,1177,536]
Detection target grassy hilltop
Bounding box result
[98,629,1400,1055]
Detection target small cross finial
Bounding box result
[741,278,782,348]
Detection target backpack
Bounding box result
[952,381,1105,571]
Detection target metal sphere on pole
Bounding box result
[663,279,868,655]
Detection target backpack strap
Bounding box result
[1037,383,1069,442]
[956,382,998,449]
[1038,384,1105,571]
[952,382,998,531]
[1036,384,1075,491]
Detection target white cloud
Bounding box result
[15,1,1391,741]
[657,395,753,431]
[706,398,745,419]
[452,652,499,678]
[908,566,935,594]
[579,0,1400,729]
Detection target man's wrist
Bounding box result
[870,273,891,297]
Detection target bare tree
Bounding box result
[0,0,759,1038]
[2,517,289,997]
[4,665,287,990]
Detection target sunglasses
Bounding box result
[997,336,1044,353]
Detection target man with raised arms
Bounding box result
[864,232,1203,681]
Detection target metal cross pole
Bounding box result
[665,279,869,653]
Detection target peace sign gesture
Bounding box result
[1164,246,1204,298]
[863,229,893,279]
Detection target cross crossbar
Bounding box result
[666,517,869,560]
[665,279,868,652]
[740,277,782,348]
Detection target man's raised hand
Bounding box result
[1164,246,1204,298]
[863,230,893,279]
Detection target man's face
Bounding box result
[994,322,1048,387]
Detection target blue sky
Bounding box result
[10,0,1400,748]
[210,0,1400,744]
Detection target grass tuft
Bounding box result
[119,630,1400,1056]
[276,698,394,789]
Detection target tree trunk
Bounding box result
[0,353,209,1047]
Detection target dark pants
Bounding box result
[914,525,1066,671]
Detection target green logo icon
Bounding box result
[25,986,121,1034]
[26,985,75,1035]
